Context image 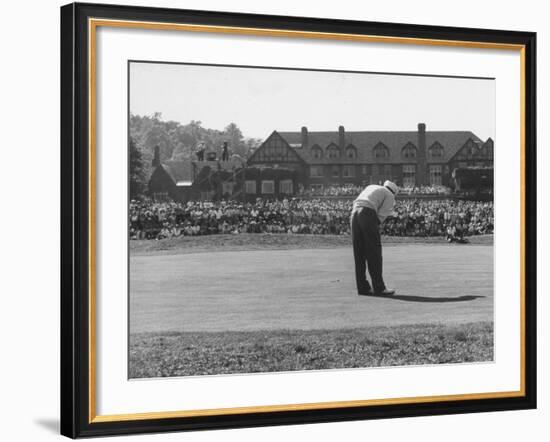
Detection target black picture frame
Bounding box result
[60,2,536,438]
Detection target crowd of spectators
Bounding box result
[298,184,452,197]
[129,198,493,240]
[383,199,493,238]
[397,185,451,195]
[299,184,363,197]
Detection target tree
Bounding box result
[224,123,245,156]
[129,114,261,170]
[129,137,146,200]
[171,142,191,161]
[172,120,203,159]
[243,137,262,158]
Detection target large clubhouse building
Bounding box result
[247,123,493,191]
[148,123,494,200]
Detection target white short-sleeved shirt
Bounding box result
[352,185,396,223]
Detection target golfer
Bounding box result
[350,180,398,296]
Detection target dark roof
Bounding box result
[160,159,241,184]
[192,160,242,170]
[425,132,483,162]
[276,130,484,164]
[161,161,194,183]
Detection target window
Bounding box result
[372,164,379,176]
[152,192,169,202]
[402,164,416,188]
[384,164,392,179]
[343,165,355,178]
[279,179,293,195]
[345,146,357,159]
[332,166,340,177]
[222,182,234,195]
[429,144,443,159]
[261,180,275,194]
[402,144,417,159]
[311,146,323,159]
[245,180,256,194]
[327,145,340,159]
[458,162,467,168]
[311,184,323,194]
[373,144,389,158]
[310,166,324,177]
[429,165,442,186]
[361,165,368,175]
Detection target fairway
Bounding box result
[130,244,493,334]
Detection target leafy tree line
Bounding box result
[130,137,146,200]
[129,113,263,199]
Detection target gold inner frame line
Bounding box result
[90,18,525,51]
[88,18,527,424]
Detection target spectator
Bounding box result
[298,184,452,197]
[129,198,493,241]
[196,142,206,161]
[221,141,229,161]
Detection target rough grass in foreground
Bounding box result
[130,233,493,256]
[129,321,493,378]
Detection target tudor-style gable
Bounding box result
[478,138,494,161]
[448,137,494,168]
[451,138,481,162]
[247,131,304,165]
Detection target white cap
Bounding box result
[384,180,398,195]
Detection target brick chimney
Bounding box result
[417,123,427,185]
[152,145,160,168]
[301,126,308,148]
[338,125,345,151]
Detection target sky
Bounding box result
[129,61,495,141]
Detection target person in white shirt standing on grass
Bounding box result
[350,180,398,296]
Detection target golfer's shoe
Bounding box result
[375,288,396,296]
[357,290,373,296]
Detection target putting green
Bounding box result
[130,244,493,333]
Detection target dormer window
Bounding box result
[373,143,389,159]
[428,143,443,159]
[311,145,323,159]
[345,145,357,159]
[327,144,340,159]
[402,143,417,159]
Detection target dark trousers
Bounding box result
[351,207,385,293]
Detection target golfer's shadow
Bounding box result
[370,293,485,303]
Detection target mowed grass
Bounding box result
[130,245,493,333]
[130,233,493,256]
[129,321,493,378]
